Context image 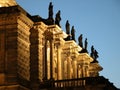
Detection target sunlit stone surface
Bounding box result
[0,1,117,90]
[0,0,17,7]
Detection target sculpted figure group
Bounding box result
[55,10,61,27]
[48,2,99,61]
[91,45,99,60]
[48,2,61,26]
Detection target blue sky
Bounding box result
[16,0,120,88]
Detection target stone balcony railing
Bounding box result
[39,76,118,90]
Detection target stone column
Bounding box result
[82,66,85,77]
[67,57,72,79]
[57,44,62,80]
[50,40,54,80]
[82,64,88,77]
[43,40,48,80]
[77,64,81,78]
[81,64,84,78]
[64,60,67,79]
[73,60,77,78]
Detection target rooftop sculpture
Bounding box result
[78,34,83,48]
[71,26,76,41]
[55,10,61,27]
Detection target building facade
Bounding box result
[0,0,118,90]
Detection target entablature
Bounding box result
[77,53,93,63]
[89,63,103,71]
[47,25,67,38]
[33,22,47,33]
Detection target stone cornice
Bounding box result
[17,13,33,28]
[89,63,103,71]
[63,40,82,52]
[77,53,93,63]
[34,22,47,32]
[47,25,68,38]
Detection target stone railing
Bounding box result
[48,76,115,88]
[33,76,118,89]
[54,78,86,87]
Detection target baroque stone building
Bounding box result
[0,0,118,90]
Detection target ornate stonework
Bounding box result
[0,1,117,90]
[0,4,102,86]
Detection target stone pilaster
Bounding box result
[29,26,39,90]
[32,22,47,82]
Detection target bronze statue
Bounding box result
[84,38,88,50]
[90,45,94,58]
[48,2,53,19]
[65,20,70,35]
[55,10,61,27]
[71,26,76,41]
[78,34,83,48]
[90,45,99,61]
[94,50,99,60]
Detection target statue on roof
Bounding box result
[0,0,17,7]
[65,20,71,40]
[71,26,76,41]
[94,49,99,60]
[90,45,94,58]
[66,20,70,35]
[48,2,53,19]
[84,38,88,50]
[47,2,54,25]
[90,45,99,63]
[78,34,83,48]
[55,10,61,27]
